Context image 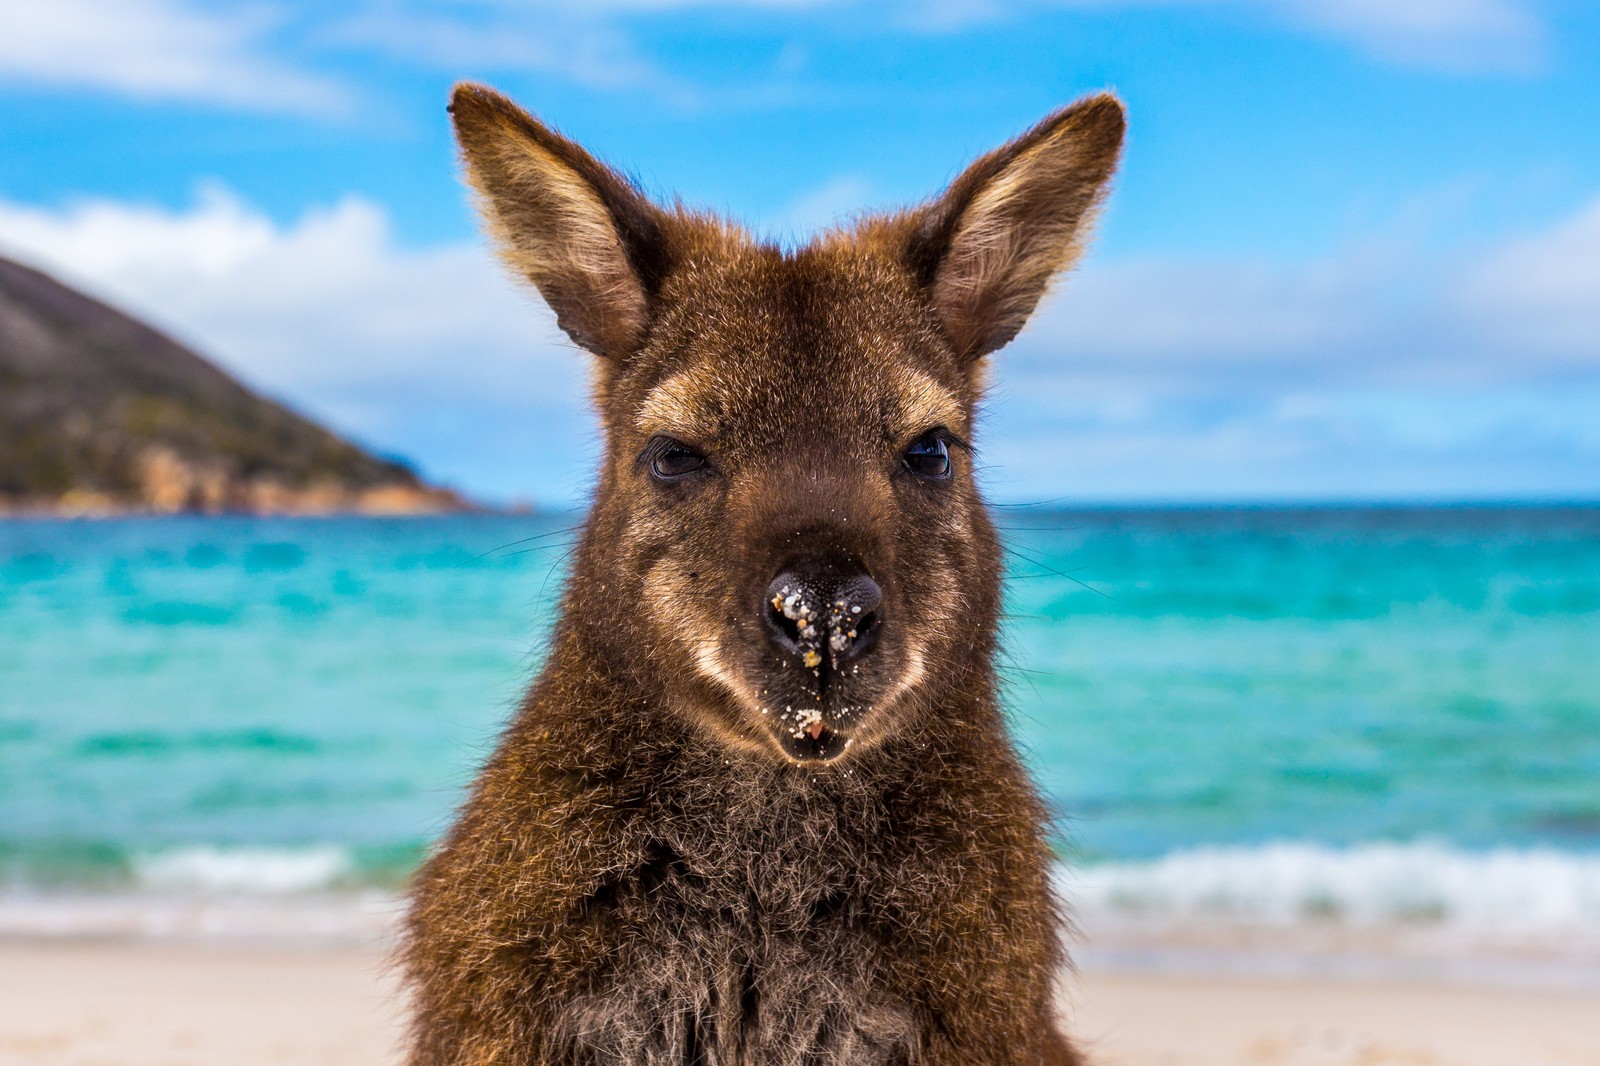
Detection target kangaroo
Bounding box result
[404,83,1125,1066]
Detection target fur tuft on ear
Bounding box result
[902,94,1126,361]
[449,83,672,358]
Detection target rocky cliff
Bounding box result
[0,254,469,516]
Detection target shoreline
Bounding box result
[0,499,496,520]
[5,499,1598,520]
[4,940,1598,1066]
[5,894,1599,997]
[4,839,1597,993]
[1072,942,1600,994]
[8,838,1597,990]
[3,936,1593,997]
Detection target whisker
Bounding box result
[1000,544,1113,600]
[989,496,1077,511]
[468,523,586,563]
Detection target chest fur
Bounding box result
[542,846,921,1065]
[534,797,928,1062]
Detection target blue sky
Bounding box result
[1,0,1597,504]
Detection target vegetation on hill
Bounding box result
[0,255,468,515]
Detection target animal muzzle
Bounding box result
[753,555,887,761]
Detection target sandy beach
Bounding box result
[2,942,1598,1066]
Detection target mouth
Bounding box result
[761,693,877,763]
[772,717,853,763]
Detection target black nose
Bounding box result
[764,559,882,666]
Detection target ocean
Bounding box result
[3,508,1599,966]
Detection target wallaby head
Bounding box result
[450,84,1123,765]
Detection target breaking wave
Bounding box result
[0,845,396,943]
[1065,840,1600,952]
[5,840,1600,962]
[131,845,354,894]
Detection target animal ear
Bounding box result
[902,94,1125,361]
[449,82,672,358]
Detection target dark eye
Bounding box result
[903,431,952,479]
[648,440,709,480]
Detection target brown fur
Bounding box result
[404,83,1125,1066]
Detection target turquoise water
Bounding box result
[2,508,1599,940]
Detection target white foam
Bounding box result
[1064,841,1600,952]
[6,840,1600,968]
[0,846,388,944]
[0,892,401,944]
[130,845,354,894]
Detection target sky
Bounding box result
[1,0,1597,505]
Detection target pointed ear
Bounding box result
[449,83,672,358]
[902,94,1125,361]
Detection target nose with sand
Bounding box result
[765,559,883,742]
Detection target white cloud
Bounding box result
[0,0,350,114]
[979,193,1600,499]
[318,3,828,112]
[320,10,673,97]
[1018,193,1600,384]
[329,0,1548,76]
[770,175,877,240]
[1050,0,1545,74]
[0,0,1537,123]
[1278,0,1543,73]
[1023,254,1367,367]
[0,186,589,501]
[1,185,1596,503]
[1457,196,1600,362]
